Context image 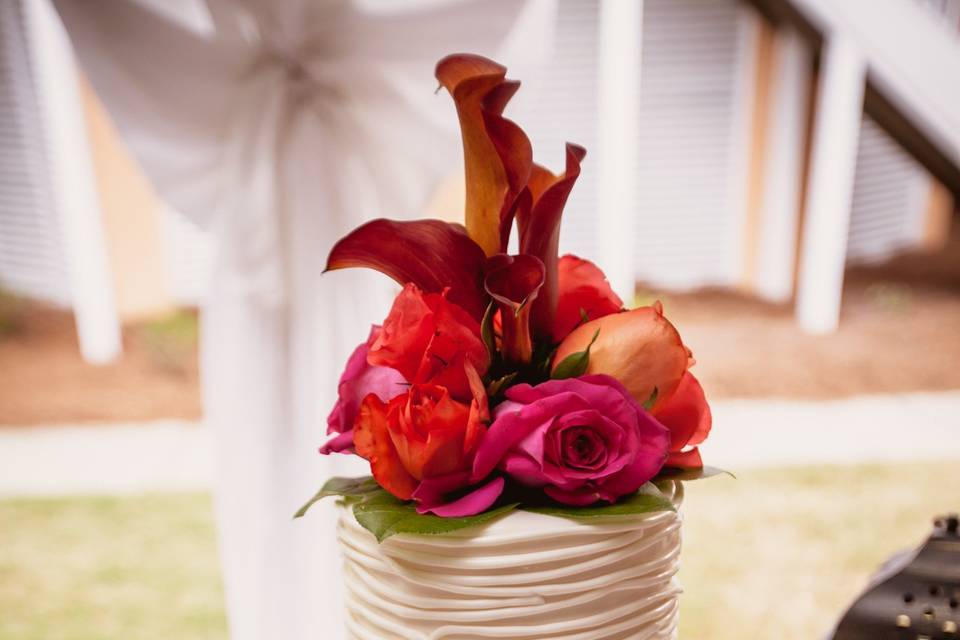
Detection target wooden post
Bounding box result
[755,29,812,303]
[795,36,865,334]
[25,0,121,363]
[597,0,643,304]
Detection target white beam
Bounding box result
[756,29,812,303]
[25,0,121,364]
[795,36,866,334]
[597,0,642,304]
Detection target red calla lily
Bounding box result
[325,218,488,319]
[517,144,587,338]
[483,254,545,364]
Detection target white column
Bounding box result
[25,0,121,364]
[795,35,865,334]
[597,0,643,304]
[756,29,812,303]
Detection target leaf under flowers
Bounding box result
[522,482,675,519]
[352,490,519,542]
[325,218,488,319]
[294,475,382,518]
[654,465,734,482]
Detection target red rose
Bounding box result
[553,255,623,343]
[368,283,489,400]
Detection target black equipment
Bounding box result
[830,514,960,639]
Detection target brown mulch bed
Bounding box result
[0,306,201,426]
[1,228,958,425]
[655,229,960,399]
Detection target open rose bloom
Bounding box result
[313,53,714,518]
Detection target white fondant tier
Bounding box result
[336,481,684,640]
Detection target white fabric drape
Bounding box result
[52,1,550,637]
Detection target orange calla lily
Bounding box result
[436,54,533,256]
[552,302,691,409]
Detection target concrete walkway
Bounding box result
[1,392,958,497]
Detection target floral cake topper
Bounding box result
[298,54,717,540]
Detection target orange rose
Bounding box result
[552,302,711,468]
[354,381,486,501]
[368,283,489,401]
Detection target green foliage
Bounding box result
[353,493,519,543]
[295,476,518,542]
[139,309,198,373]
[294,476,381,518]
[551,328,600,379]
[486,372,518,398]
[522,482,675,519]
[655,466,734,483]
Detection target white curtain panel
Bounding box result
[52,0,549,637]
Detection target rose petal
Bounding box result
[415,476,506,517]
[318,430,355,455]
[353,394,418,500]
[553,255,623,343]
[666,447,704,469]
[653,371,712,466]
[471,392,582,482]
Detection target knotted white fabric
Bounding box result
[52,1,549,637]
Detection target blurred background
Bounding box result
[1,0,959,638]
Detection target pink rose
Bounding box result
[320,326,406,454]
[472,376,669,506]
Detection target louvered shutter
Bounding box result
[634,0,753,290]
[521,0,601,261]
[846,116,928,265]
[0,0,69,305]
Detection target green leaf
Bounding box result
[642,387,658,411]
[480,301,497,360]
[551,328,600,380]
[522,483,675,520]
[294,476,381,518]
[654,465,735,482]
[353,497,519,542]
[486,372,518,397]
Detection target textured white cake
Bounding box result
[337,481,684,639]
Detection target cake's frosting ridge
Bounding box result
[338,481,683,639]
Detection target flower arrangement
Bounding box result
[297,54,717,541]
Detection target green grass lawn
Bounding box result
[1,461,957,639]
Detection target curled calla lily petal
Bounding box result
[436,53,533,256]
[517,144,587,338]
[325,218,488,319]
[552,302,691,409]
[484,254,546,364]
